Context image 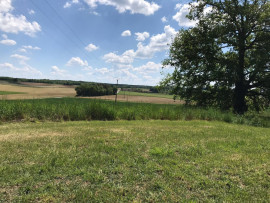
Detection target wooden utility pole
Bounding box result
[115,79,118,103]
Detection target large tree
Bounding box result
[162,0,270,114]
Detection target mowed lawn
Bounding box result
[0,120,269,202]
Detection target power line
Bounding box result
[29,0,93,62]
[13,4,78,60]
[43,0,100,61]
[44,0,88,49]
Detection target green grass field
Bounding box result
[0,91,25,95]
[0,120,269,202]
[118,91,174,99]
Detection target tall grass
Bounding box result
[0,98,269,127]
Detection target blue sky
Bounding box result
[0,0,196,85]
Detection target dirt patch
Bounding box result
[109,128,130,133]
[0,131,67,142]
[0,186,19,202]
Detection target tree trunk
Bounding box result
[233,81,247,114]
[234,35,248,114]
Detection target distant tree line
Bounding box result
[121,86,172,94]
[0,77,153,89]
[0,77,82,85]
[75,84,117,97]
[122,88,150,93]
[149,86,159,93]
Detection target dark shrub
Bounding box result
[75,84,117,97]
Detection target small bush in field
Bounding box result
[75,83,117,97]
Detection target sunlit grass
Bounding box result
[0,120,269,202]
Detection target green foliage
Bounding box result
[75,84,117,97]
[162,0,270,114]
[149,86,159,93]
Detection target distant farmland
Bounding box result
[0,82,181,104]
[0,83,76,100]
[0,80,269,202]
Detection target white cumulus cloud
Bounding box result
[0,62,14,70]
[0,34,16,45]
[64,2,71,8]
[10,54,30,61]
[19,48,27,53]
[121,30,131,37]
[0,0,13,13]
[0,39,16,45]
[135,32,149,41]
[133,61,161,73]
[85,43,99,52]
[64,0,79,8]
[18,45,40,53]
[22,45,41,50]
[51,66,67,76]
[103,25,177,67]
[0,0,41,36]
[103,49,135,65]
[95,67,109,75]
[161,16,167,23]
[173,2,212,27]
[28,9,35,15]
[83,0,160,15]
[66,57,89,67]
[173,3,197,27]
[0,62,42,77]
[135,25,177,59]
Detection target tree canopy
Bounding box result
[75,84,117,97]
[162,0,270,114]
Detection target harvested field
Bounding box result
[0,83,76,100]
[18,82,76,88]
[88,95,184,104]
[0,82,180,104]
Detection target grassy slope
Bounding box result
[118,91,174,99]
[0,120,269,202]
